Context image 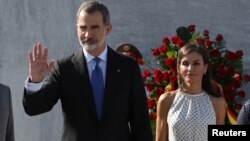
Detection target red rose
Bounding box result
[149,113,157,120]
[233,80,241,88]
[225,68,235,75]
[225,50,236,60]
[237,91,245,98]
[216,34,223,42]
[196,37,203,45]
[205,39,213,46]
[152,48,160,56]
[203,30,209,36]
[169,75,177,83]
[159,45,167,54]
[210,49,220,58]
[162,37,170,45]
[156,87,164,97]
[235,50,243,58]
[145,84,155,92]
[162,71,169,81]
[234,103,242,110]
[234,73,242,81]
[177,39,184,47]
[164,57,175,66]
[143,70,151,77]
[147,98,156,109]
[188,25,196,32]
[137,58,143,65]
[217,64,226,77]
[153,69,162,83]
[171,36,178,44]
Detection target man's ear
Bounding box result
[106,24,112,36]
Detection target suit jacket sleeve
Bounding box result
[23,61,61,116]
[129,60,153,141]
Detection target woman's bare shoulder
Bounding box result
[210,95,226,107]
[210,95,227,115]
[158,90,177,106]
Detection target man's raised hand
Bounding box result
[28,43,55,83]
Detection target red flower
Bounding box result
[203,30,209,36]
[152,48,160,56]
[162,37,170,45]
[188,25,196,32]
[210,49,220,58]
[137,58,143,65]
[162,71,169,81]
[234,103,242,110]
[171,36,178,44]
[147,98,156,109]
[143,70,151,77]
[235,50,243,58]
[225,50,236,60]
[216,34,223,41]
[149,113,157,120]
[205,39,213,46]
[159,45,167,54]
[164,57,175,66]
[177,39,184,47]
[145,84,155,92]
[237,91,245,98]
[196,37,203,45]
[234,74,242,81]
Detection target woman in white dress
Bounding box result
[155,44,226,141]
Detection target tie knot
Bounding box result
[93,57,101,66]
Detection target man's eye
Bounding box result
[79,26,86,31]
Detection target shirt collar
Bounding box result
[83,46,108,63]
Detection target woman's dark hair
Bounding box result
[177,44,221,97]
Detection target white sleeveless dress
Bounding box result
[167,90,216,141]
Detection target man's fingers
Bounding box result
[43,47,48,60]
[48,60,55,71]
[28,50,33,63]
[37,43,43,59]
[33,43,38,59]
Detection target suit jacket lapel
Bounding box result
[101,47,121,122]
[71,48,98,121]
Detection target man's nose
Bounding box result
[84,29,93,38]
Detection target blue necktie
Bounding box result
[91,57,104,120]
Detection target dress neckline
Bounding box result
[180,90,205,97]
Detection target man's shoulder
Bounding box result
[0,83,10,97]
[0,83,10,90]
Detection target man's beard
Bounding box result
[79,39,99,51]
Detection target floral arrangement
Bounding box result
[141,25,250,124]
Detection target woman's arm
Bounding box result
[155,92,175,141]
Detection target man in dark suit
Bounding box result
[0,83,15,141]
[23,1,153,141]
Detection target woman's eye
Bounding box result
[194,62,200,66]
[182,62,189,67]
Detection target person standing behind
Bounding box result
[155,44,226,141]
[0,83,15,141]
[23,1,152,141]
[237,99,250,124]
